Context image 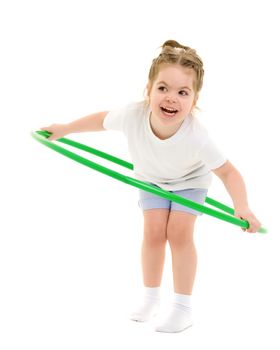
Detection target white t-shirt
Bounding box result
[103,101,227,191]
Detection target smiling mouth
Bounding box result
[160,106,178,117]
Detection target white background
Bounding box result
[1,0,279,349]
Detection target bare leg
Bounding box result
[141,209,169,287]
[130,209,170,322]
[166,211,197,295]
[154,211,197,332]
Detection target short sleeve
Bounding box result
[103,105,129,132]
[199,137,227,170]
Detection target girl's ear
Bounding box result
[145,83,151,103]
[191,94,199,114]
[193,93,199,108]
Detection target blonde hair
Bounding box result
[146,40,204,100]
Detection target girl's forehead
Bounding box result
[157,64,194,78]
[155,65,195,86]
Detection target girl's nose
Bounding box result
[166,94,177,103]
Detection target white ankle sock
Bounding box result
[130,287,160,322]
[155,293,193,333]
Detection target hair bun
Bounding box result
[162,40,189,51]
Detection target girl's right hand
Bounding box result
[40,124,70,141]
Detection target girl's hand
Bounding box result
[234,207,262,233]
[40,124,70,141]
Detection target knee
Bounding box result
[144,226,167,246]
[167,224,194,248]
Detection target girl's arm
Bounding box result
[66,111,108,133]
[213,160,261,233]
[41,111,109,141]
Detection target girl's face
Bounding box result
[148,64,198,128]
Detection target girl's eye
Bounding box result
[158,86,167,92]
[179,90,189,96]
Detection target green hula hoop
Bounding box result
[31,130,267,234]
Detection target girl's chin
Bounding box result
[158,110,179,121]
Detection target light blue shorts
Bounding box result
[138,183,208,216]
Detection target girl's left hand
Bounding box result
[234,207,262,233]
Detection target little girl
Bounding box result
[41,40,261,333]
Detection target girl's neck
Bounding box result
[149,112,185,140]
